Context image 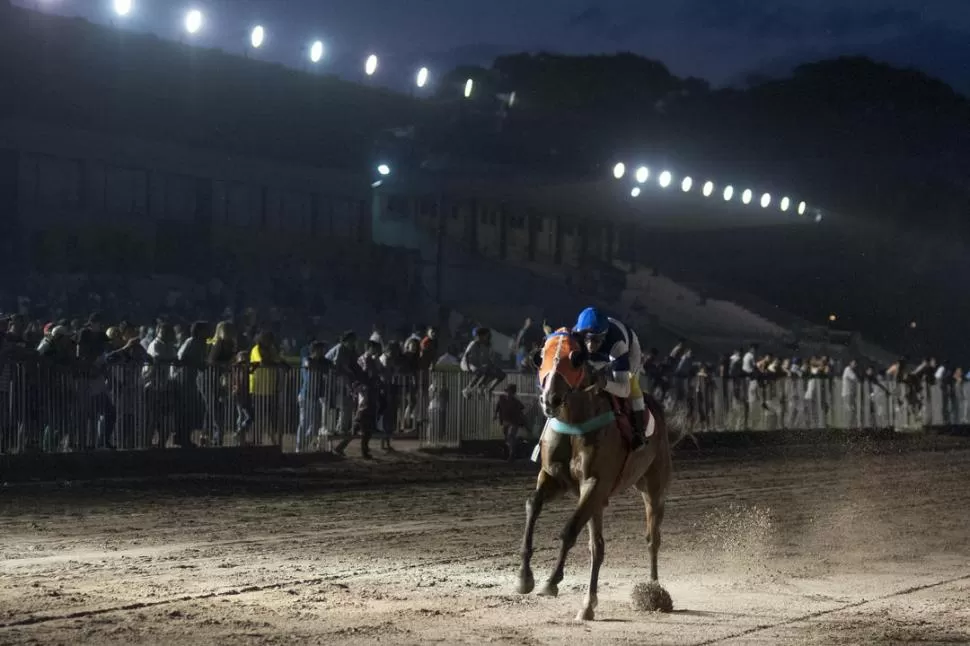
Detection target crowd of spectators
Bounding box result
[0,294,522,456]
[2,300,964,456]
[642,341,963,431]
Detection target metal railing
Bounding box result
[0,361,961,454]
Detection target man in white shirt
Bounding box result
[842,359,859,428]
[742,344,757,376]
[742,344,759,414]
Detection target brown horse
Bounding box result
[516,329,673,621]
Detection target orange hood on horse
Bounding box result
[538,328,585,390]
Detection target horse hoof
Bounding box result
[538,583,559,598]
[516,572,535,595]
[576,608,595,622]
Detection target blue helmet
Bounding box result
[574,307,608,336]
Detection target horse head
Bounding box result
[537,328,591,419]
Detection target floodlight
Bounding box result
[365,54,379,76]
[612,163,626,180]
[742,189,753,204]
[780,196,791,212]
[798,201,807,215]
[416,67,429,88]
[250,25,265,49]
[464,78,474,98]
[377,164,391,176]
[702,181,714,197]
[309,40,324,63]
[635,166,649,183]
[760,193,771,208]
[113,0,132,17]
[658,171,672,188]
[184,9,203,34]
[681,177,693,192]
[631,187,641,198]
[723,186,734,201]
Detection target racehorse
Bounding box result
[516,328,673,621]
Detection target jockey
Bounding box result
[573,307,648,447]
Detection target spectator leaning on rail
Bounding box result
[460,327,506,399]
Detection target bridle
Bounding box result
[539,331,598,416]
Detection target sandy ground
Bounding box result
[1,443,969,646]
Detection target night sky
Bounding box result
[20,0,970,90]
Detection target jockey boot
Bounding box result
[632,410,647,449]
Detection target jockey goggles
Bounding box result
[578,329,607,343]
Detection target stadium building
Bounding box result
[0,2,891,361]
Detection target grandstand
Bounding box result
[0,2,896,364]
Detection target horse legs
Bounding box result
[577,508,604,621]
[640,487,666,581]
[539,477,607,599]
[517,470,560,594]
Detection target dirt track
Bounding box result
[1,442,969,645]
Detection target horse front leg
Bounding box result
[539,477,606,599]
[577,509,604,621]
[517,470,559,594]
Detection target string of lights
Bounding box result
[101,0,468,91]
[612,162,821,222]
[95,1,820,219]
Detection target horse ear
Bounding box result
[569,350,586,368]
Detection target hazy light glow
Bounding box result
[631,187,641,198]
[723,185,734,201]
[464,78,474,98]
[760,193,771,208]
[815,211,823,223]
[416,67,429,88]
[113,0,132,17]
[658,171,672,188]
[309,40,324,63]
[798,201,807,215]
[635,166,649,183]
[250,25,265,49]
[508,91,517,107]
[184,9,203,34]
[780,196,791,212]
[702,181,714,197]
[365,54,379,76]
[612,162,626,180]
[377,164,391,176]
[742,189,753,205]
[681,177,693,192]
